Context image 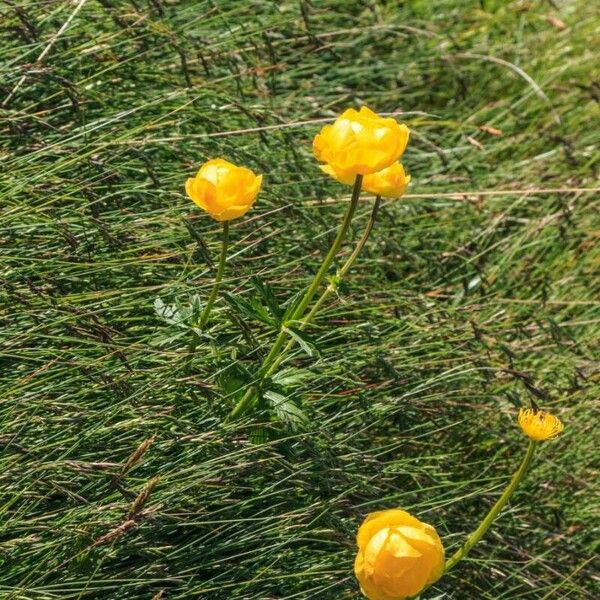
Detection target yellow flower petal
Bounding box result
[185,158,262,221]
[321,161,410,199]
[354,509,444,600]
[313,106,410,176]
[185,177,214,211]
[214,204,252,222]
[395,525,435,548]
[518,408,564,441]
[319,164,356,186]
[363,163,410,198]
[357,510,420,550]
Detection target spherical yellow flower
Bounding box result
[313,107,409,178]
[185,158,262,222]
[354,509,445,600]
[320,162,410,199]
[518,408,564,441]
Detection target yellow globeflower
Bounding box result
[185,158,262,222]
[313,107,409,178]
[518,408,564,441]
[321,162,410,199]
[354,509,445,600]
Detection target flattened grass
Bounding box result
[1,1,598,598]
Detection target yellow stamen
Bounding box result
[518,408,564,441]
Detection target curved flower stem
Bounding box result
[184,221,229,372]
[263,195,382,379]
[229,175,363,419]
[444,440,537,573]
[198,221,230,329]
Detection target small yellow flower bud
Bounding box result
[313,106,409,177]
[518,407,564,441]
[354,509,445,600]
[185,158,262,222]
[321,161,410,199]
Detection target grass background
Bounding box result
[1,0,599,598]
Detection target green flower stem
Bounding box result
[199,220,230,329]
[259,174,364,369]
[184,221,230,372]
[229,175,363,419]
[444,440,537,573]
[263,195,382,379]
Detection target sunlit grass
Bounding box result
[1,1,598,599]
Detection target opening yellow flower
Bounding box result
[518,407,564,441]
[321,161,410,199]
[185,158,262,222]
[313,106,409,177]
[354,509,445,600]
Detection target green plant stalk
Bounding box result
[198,221,230,329]
[444,440,537,573]
[185,221,230,371]
[229,175,363,419]
[263,195,382,379]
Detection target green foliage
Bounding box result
[283,325,321,358]
[0,1,598,599]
